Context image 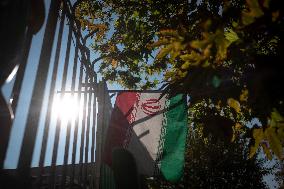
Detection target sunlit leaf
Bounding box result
[261,142,272,160]
[265,127,283,159]
[249,128,263,158]
[156,44,173,59]
[111,59,118,68]
[227,98,241,113]
[224,29,239,43]
[159,29,180,38]
[240,89,249,102]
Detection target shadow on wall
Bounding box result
[103,103,156,189]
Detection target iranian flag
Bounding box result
[103,92,188,182]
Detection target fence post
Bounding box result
[37,7,66,188]
[70,57,83,187]
[17,0,60,181]
[48,13,73,189]
[90,68,98,189]
[95,81,109,189]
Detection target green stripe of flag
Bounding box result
[161,94,188,182]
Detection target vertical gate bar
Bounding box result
[95,82,106,189]
[101,81,108,146]
[94,83,101,189]
[102,81,110,189]
[37,8,66,188]
[49,16,73,189]
[17,0,60,179]
[61,118,71,189]
[68,40,79,188]
[70,50,81,187]
[84,75,92,187]
[78,72,88,187]
[90,69,97,189]
[102,82,107,189]
[101,82,107,189]
[11,30,33,112]
[89,93,95,189]
[60,23,74,189]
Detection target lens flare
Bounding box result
[52,94,81,123]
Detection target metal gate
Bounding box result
[0,0,112,188]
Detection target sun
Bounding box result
[52,93,81,123]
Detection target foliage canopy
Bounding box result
[74,0,284,160]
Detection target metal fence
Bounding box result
[0,0,111,188]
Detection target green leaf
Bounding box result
[212,75,221,88]
[133,10,139,18]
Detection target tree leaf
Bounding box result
[261,142,272,160]
[224,29,239,44]
[156,44,173,59]
[227,98,241,113]
[249,128,264,158]
[265,127,283,159]
[242,0,264,25]
[239,89,249,102]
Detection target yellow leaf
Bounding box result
[231,123,243,142]
[235,123,242,130]
[231,133,236,142]
[215,30,231,62]
[111,59,117,68]
[172,41,184,51]
[261,142,272,160]
[180,52,201,66]
[232,21,238,28]
[227,98,241,113]
[271,109,284,123]
[190,39,209,50]
[224,29,239,43]
[242,0,264,25]
[177,69,188,78]
[159,29,179,38]
[240,89,249,102]
[249,145,258,158]
[181,61,190,70]
[156,44,173,59]
[253,128,264,145]
[203,44,212,58]
[248,128,264,159]
[265,127,283,159]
